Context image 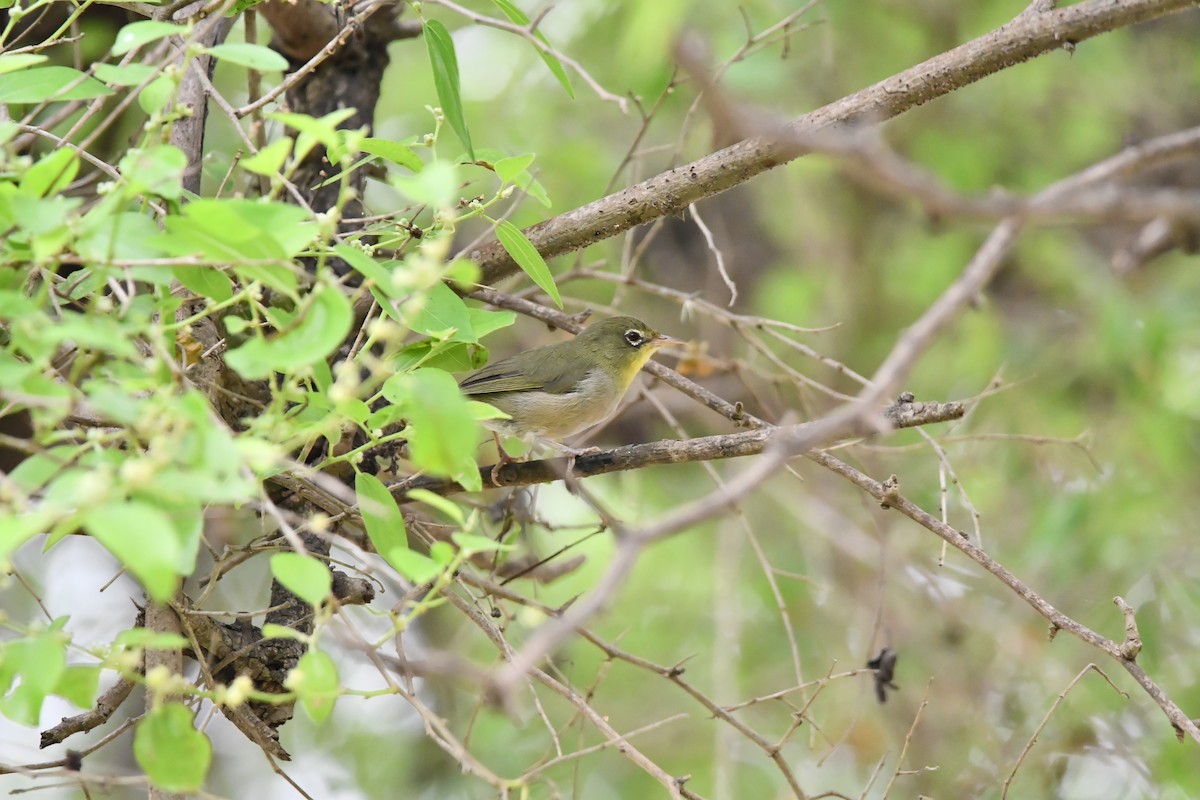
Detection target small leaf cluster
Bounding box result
[0,6,574,793]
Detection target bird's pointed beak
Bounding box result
[653,333,686,349]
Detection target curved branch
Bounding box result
[468,0,1198,285]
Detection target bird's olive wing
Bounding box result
[457,361,543,396]
[458,344,591,396]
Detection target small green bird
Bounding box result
[458,316,682,448]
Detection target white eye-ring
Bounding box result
[624,329,646,347]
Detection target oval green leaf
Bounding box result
[93,62,156,87]
[19,148,78,199]
[0,54,49,75]
[382,369,482,491]
[241,136,293,176]
[358,137,424,172]
[206,42,288,72]
[225,283,352,379]
[111,20,184,56]
[490,0,574,98]
[270,552,332,608]
[84,501,182,603]
[355,472,409,559]
[133,704,212,793]
[387,547,442,584]
[288,649,339,724]
[0,67,113,103]
[493,219,561,307]
[423,19,474,160]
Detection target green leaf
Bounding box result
[405,488,465,525]
[358,138,423,172]
[225,283,352,379]
[423,19,474,160]
[0,288,38,321]
[138,75,176,114]
[333,243,396,292]
[261,623,309,642]
[390,158,459,207]
[405,281,475,341]
[489,0,573,98]
[115,629,191,650]
[287,649,339,724]
[429,541,455,566]
[42,310,142,359]
[336,396,371,424]
[112,20,184,56]
[119,144,187,200]
[0,509,53,565]
[468,400,510,422]
[270,552,331,607]
[387,547,442,584]
[0,54,48,75]
[445,257,481,286]
[494,153,535,185]
[205,42,288,72]
[382,369,482,491]
[355,472,409,558]
[482,151,549,205]
[0,67,113,103]
[270,109,357,164]
[84,501,182,603]
[236,264,299,297]
[78,211,170,262]
[453,531,513,555]
[230,0,267,13]
[93,62,156,87]
[53,665,101,708]
[173,267,233,302]
[161,198,315,263]
[133,704,212,793]
[0,632,67,725]
[451,534,511,554]
[493,219,561,308]
[392,340,483,374]
[241,137,293,176]
[7,195,78,240]
[467,308,516,338]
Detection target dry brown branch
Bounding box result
[482,396,961,702]
[467,0,1199,285]
[437,591,703,798]
[39,676,136,749]
[810,451,1200,745]
[471,134,1200,746]
[239,1,422,118]
[880,681,933,798]
[9,1,1198,795]
[1114,596,1143,660]
[395,397,965,497]
[568,629,815,798]
[424,0,629,111]
[1001,663,1126,800]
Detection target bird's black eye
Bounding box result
[624,329,646,347]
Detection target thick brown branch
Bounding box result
[469,0,1198,285]
[39,676,136,749]
[394,397,964,498]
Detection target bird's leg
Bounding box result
[490,431,515,487]
[557,443,600,480]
